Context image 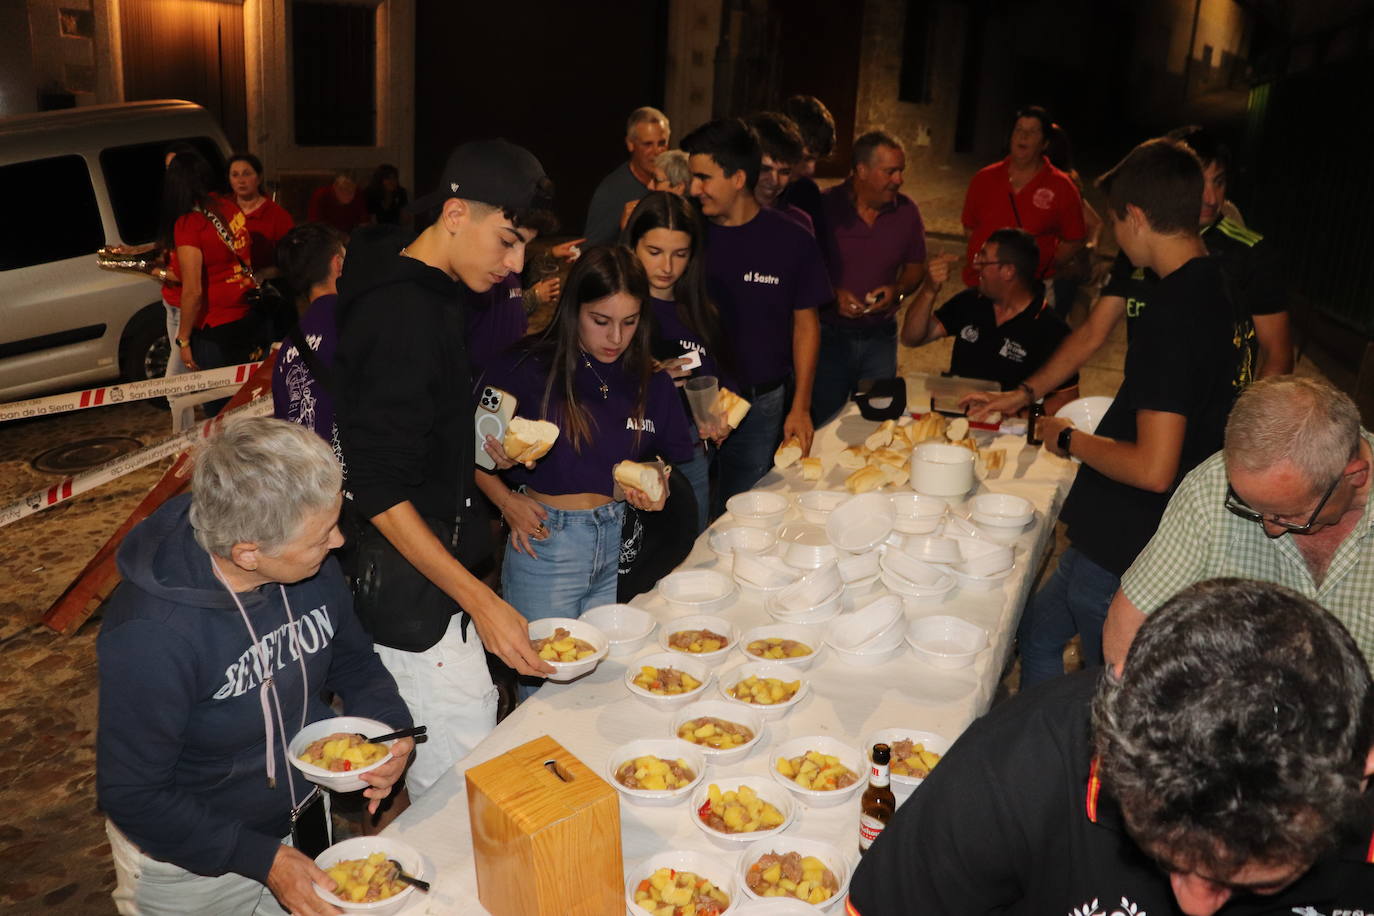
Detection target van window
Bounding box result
[99,137,227,244]
[0,156,105,271]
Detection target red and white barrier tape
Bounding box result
[0,396,272,528]
[0,361,264,423]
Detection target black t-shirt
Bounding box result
[935,289,1077,391]
[1060,256,1256,575]
[1101,217,1285,332]
[778,176,827,243]
[847,671,1374,916]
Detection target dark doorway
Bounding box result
[119,0,247,150]
[771,0,864,177]
[414,0,669,236]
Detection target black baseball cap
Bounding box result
[406,139,551,216]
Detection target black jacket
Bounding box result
[848,671,1374,915]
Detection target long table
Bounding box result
[384,406,1077,913]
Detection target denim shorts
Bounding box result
[501,499,626,623]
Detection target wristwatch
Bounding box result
[1057,425,1074,455]
[176,336,191,348]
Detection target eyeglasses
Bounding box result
[971,259,1009,270]
[1224,473,1344,534]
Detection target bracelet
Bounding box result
[1058,426,1074,455]
[176,337,191,348]
[1019,381,1037,403]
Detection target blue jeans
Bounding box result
[810,321,898,426]
[714,384,786,515]
[677,436,712,533]
[502,500,625,697]
[1017,546,1120,689]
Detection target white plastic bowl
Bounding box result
[950,563,1015,591]
[905,615,988,669]
[841,574,883,608]
[605,738,706,806]
[627,849,740,916]
[948,536,1014,577]
[969,492,1034,528]
[735,552,801,590]
[767,582,843,626]
[900,534,963,565]
[626,651,713,708]
[910,442,976,496]
[796,489,849,524]
[659,569,738,615]
[826,492,896,553]
[768,735,867,808]
[719,661,810,721]
[527,616,610,681]
[777,521,840,570]
[738,623,824,669]
[835,550,881,583]
[313,835,423,915]
[826,631,905,667]
[879,567,956,605]
[690,776,796,849]
[727,490,791,529]
[827,594,905,652]
[579,603,657,657]
[737,836,855,909]
[672,700,766,766]
[890,492,947,534]
[660,614,738,663]
[865,728,950,796]
[940,515,980,539]
[774,562,842,611]
[289,717,397,794]
[880,550,945,587]
[1055,395,1113,434]
[710,525,780,564]
[971,521,1025,544]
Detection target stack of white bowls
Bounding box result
[967,492,1035,544]
[726,490,791,528]
[825,594,905,666]
[733,552,800,600]
[766,561,844,625]
[879,547,955,604]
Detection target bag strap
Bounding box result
[196,204,260,288]
[286,320,335,395]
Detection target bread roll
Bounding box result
[870,447,909,468]
[844,465,886,494]
[946,417,970,441]
[949,436,979,454]
[864,419,896,451]
[878,461,909,488]
[837,445,869,469]
[715,388,751,428]
[502,417,560,463]
[613,460,664,501]
[799,457,823,480]
[979,448,1006,473]
[774,435,803,470]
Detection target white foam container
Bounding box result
[672,700,767,766]
[660,614,738,663]
[690,776,797,850]
[627,849,740,915]
[605,738,706,807]
[719,661,810,721]
[312,835,423,916]
[527,616,610,681]
[626,651,713,708]
[736,836,855,910]
[289,717,397,794]
[738,623,824,670]
[768,735,867,808]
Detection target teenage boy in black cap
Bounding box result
[335,139,557,799]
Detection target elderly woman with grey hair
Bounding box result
[97,417,412,916]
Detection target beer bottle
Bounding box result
[858,743,896,854]
[1026,399,1045,446]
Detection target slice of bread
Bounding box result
[613,460,664,501]
[864,419,896,452]
[799,457,823,480]
[716,388,751,428]
[774,435,803,470]
[503,417,560,463]
[845,465,886,494]
[836,444,869,469]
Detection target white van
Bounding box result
[0,100,231,401]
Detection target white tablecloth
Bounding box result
[384,406,1077,914]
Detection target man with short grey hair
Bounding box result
[1103,375,1374,668]
[811,129,927,424]
[583,106,670,245]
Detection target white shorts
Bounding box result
[373,613,498,798]
[106,820,287,916]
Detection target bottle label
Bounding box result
[868,763,890,787]
[859,814,886,850]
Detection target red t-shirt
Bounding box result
[240,197,294,270]
[961,157,1086,287]
[308,185,369,234]
[168,198,253,328]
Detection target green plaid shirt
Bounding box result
[1121,432,1374,661]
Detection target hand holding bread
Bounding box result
[502,417,560,465]
[613,460,668,510]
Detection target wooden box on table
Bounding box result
[466,735,623,916]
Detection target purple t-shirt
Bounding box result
[650,297,724,382]
[703,207,832,387]
[774,203,815,236]
[272,293,338,450]
[482,348,695,497]
[466,274,527,375]
[821,184,926,329]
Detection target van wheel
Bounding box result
[119,305,170,383]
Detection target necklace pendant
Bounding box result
[599,383,609,399]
